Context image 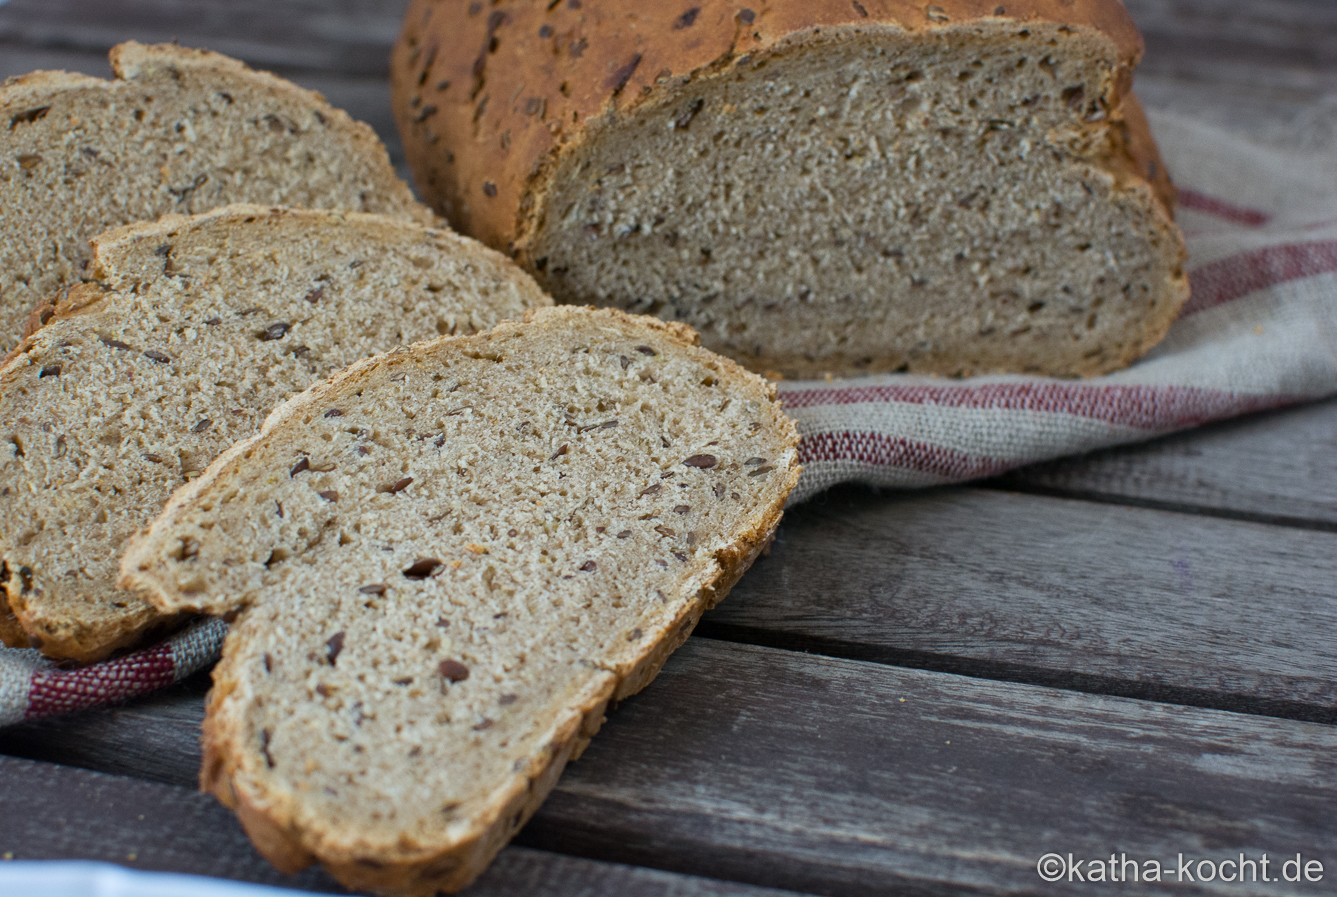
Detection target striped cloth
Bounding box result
[0,618,228,727]
[785,112,1337,502]
[1,110,1335,724]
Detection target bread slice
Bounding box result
[392,0,1188,378]
[0,205,548,661]
[118,306,799,895]
[0,41,434,353]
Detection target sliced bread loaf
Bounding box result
[392,0,1188,378]
[118,306,800,895]
[0,205,548,661]
[0,41,434,353]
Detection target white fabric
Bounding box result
[781,112,1337,503]
[0,862,313,897]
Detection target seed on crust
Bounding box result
[403,558,444,579]
[260,322,292,341]
[326,631,345,665]
[439,659,470,683]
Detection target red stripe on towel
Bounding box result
[1178,189,1272,227]
[783,383,1292,431]
[799,431,1013,481]
[25,644,176,719]
[1182,240,1337,316]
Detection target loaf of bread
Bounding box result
[391,0,1188,378]
[0,41,434,353]
[118,306,800,894]
[0,205,548,661]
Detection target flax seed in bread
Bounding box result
[392,0,1188,378]
[119,306,800,895]
[0,205,548,661]
[0,41,435,352]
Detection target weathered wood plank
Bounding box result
[6,1,1333,193]
[2,0,1336,89]
[0,0,410,79]
[527,640,1337,896]
[0,45,113,81]
[1127,0,1337,50]
[0,754,809,897]
[0,676,209,787]
[703,487,1337,719]
[4,641,1334,896]
[0,754,346,893]
[999,399,1337,528]
[1126,0,1337,90]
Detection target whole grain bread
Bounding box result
[0,41,435,353]
[391,0,1188,378]
[0,205,549,661]
[118,305,800,895]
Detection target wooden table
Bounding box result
[2,2,1335,894]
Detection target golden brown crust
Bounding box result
[1118,92,1176,216]
[4,268,159,661]
[200,518,787,895]
[2,280,168,663]
[130,306,799,895]
[19,282,109,343]
[1,598,170,663]
[1089,91,1188,377]
[392,0,1142,251]
[104,43,433,227]
[3,205,544,662]
[2,41,437,354]
[0,582,31,649]
[392,0,1185,381]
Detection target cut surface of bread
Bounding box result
[0,205,548,661]
[393,1,1188,378]
[0,41,434,353]
[119,306,800,895]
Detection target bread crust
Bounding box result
[1,205,549,662]
[0,280,154,659]
[1,41,437,353]
[391,0,1144,252]
[392,1,1188,379]
[105,43,433,228]
[0,584,31,649]
[122,306,799,894]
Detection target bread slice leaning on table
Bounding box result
[0,205,548,661]
[0,40,435,353]
[392,0,1188,379]
[118,306,800,895]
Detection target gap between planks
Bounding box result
[2,640,1333,897]
[704,485,1337,723]
[998,399,1337,530]
[0,0,412,80]
[0,755,811,897]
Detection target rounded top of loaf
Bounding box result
[391,0,1143,250]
